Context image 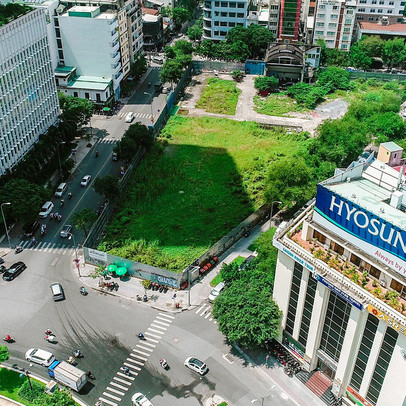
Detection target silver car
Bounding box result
[60,224,72,238]
[184,357,208,375]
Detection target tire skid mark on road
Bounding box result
[98,314,175,405]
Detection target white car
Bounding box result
[125,112,134,123]
[80,175,91,187]
[208,281,225,303]
[25,348,55,367]
[184,357,208,375]
[131,393,153,406]
[39,201,54,218]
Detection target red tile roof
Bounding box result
[142,7,159,15]
[359,22,406,32]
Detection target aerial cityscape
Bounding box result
[0,0,406,405]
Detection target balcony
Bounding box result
[275,205,406,324]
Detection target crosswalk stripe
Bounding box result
[133,348,150,357]
[106,386,125,396]
[151,323,167,331]
[156,316,172,323]
[130,353,148,361]
[214,320,217,324]
[143,333,159,342]
[136,344,153,352]
[209,318,213,321]
[98,397,117,406]
[123,362,141,371]
[205,311,211,319]
[140,341,156,348]
[110,381,128,391]
[117,372,135,380]
[195,305,208,315]
[113,377,132,385]
[159,312,175,319]
[153,320,170,327]
[103,392,121,401]
[147,327,163,336]
[127,357,144,366]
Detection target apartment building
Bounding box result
[0,8,59,175]
[202,0,251,41]
[273,142,406,406]
[312,0,356,51]
[278,0,302,41]
[356,0,406,24]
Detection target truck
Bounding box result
[47,360,87,392]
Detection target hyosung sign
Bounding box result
[314,185,406,277]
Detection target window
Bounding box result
[347,9,353,13]
[344,27,351,31]
[341,44,348,49]
[390,279,406,298]
[238,2,244,7]
[73,92,78,97]
[333,5,338,9]
[220,21,227,26]
[372,0,377,3]
[214,20,219,25]
[229,11,236,16]
[331,241,344,256]
[316,22,325,26]
[58,50,64,59]
[370,8,376,11]
[317,13,325,17]
[57,39,62,49]
[379,0,384,3]
[368,16,374,20]
[298,274,317,346]
[350,253,361,266]
[378,8,383,12]
[329,22,337,27]
[327,31,335,35]
[220,30,227,36]
[359,0,366,3]
[331,14,338,18]
[221,1,227,6]
[229,2,236,6]
[96,93,101,102]
[85,93,90,99]
[55,28,60,37]
[215,1,219,5]
[221,11,227,16]
[388,8,393,12]
[215,11,219,15]
[214,30,219,35]
[237,12,244,17]
[319,4,325,8]
[229,21,235,26]
[315,30,324,34]
[285,262,303,335]
[389,1,394,4]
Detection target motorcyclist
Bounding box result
[95,151,99,158]
[68,192,72,199]
[60,199,65,207]
[3,334,11,341]
[124,367,130,375]
[138,332,145,339]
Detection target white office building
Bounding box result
[273,142,406,406]
[356,0,406,24]
[203,0,251,41]
[57,5,123,99]
[0,8,59,175]
[312,0,356,51]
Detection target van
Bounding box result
[50,282,65,301]
[39,201,54,218]
[55,183,67,197]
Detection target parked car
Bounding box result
[39,201,54,218]
[24,221,40,238]
[184,357,208,375]
[25,348,55,367]
[125,112,134,123]
[60,224,72,238]
[80,175,92,187]
[152,57,164,64]
[3,262,26,281]
[208,281,225,303]
[132,393,153,406]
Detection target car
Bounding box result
[24,221,40,237]
[25,348,55,367]
[184,357,208,375]
[39,201,54,218]
[60,224,72,238]
[131,393,153,406]
[162,86,171,94]
[80,175,91,187]
[208,281,225,303]
[3,262,26,281]
[125,112,134,123]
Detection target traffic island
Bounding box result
[205,394,228,406]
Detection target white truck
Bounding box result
[47,360,87,392]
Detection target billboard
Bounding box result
[314,185,406,277]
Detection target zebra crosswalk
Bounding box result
[97,312,175,406]
[117,111,152,120]
[195,304,217,324]
[17,240,75,254]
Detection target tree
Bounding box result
[173,39,194,55]
[93,175,120,201]
[382,37,406,68]
[246,24,273,57]
[254,76,278,92]
[317,66,352,92]
[264,156,314,211]
[226,26,249,45]
[72,208,97,237]
[175,53,193,68]
[60,158,75,179]
[114,137,138,163]
[325,48,348,67]
[358,35,384,58]
[124,122,154,148]
[160,59,184,84]
[187,24,202,41]
[212,279,281,346]
[130,55,147,81]
[59,95,94,133]
[2,179,47,224]
[164,45,176,59]
[172,7,190,29]
[196,39,217,58]
[349,43,372,70]
[369,111,406,142]
[231,70,244,82]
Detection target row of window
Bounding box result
[359,0,402,4]
[207,11,246,17]
[212,1,245,7]
[358,7,401,11]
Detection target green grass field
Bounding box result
[100,116,308,271]
[254,93,306,117]
[196,78,241,115]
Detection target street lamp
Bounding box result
[270,201,282,225]
[68,233,80,277]
[144,91,154,123]
[251,385,276,406]
[1,202,11,249]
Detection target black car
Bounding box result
[3,262,26,281]
[24,221,40,238]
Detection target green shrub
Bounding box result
[0,345,9,362]
[254,76,278,92]
[18,380,44,402]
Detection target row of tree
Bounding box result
[319,36,406,70]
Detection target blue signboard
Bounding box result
[315,185,406,263]
[316,274,363,310]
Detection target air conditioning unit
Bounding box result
[380,16,389,25]
[380,280,386,287]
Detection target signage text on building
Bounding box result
[367,304,406,335]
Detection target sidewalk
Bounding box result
[76,218,272,312]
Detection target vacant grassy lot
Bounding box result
[100,116,308,271]
[196,78,241,115]
[254,93,305,117]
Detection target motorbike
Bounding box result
[60,200,65,207]
[40,225,47,237]
[80,286,88,296]
[120,366,131,376]
[44,334,57,343]
[67,356,77,366]
[159,359,168,369]
[87,370,95,380]
[3,335,15,343]
[68,193,72,200]
[73,349,83,358]
[138,333,146,341]
[15,245,23,254]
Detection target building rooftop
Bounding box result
[381,141,404,152]
[67,75,112,90]
[142,13,159,22]
[55,65,75,76]
[142,7,159,15]
[359,21,406,33]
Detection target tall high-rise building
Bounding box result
[0,8,59,175]
[278,0,302,41]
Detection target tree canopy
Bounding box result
[72,208,97,237]
[93,175,120,201]
[59,94,93,133]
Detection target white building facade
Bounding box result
[57,6,123,98]
[203,0,251,41]
[312,0,356,51]
[0,8,59,175]
[273,143,406,406]
[356,0,406,25]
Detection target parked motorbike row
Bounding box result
[104,281,119,291]
[264,339,302,377]
[147,282,169,293]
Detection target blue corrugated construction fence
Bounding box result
[245,60,265,75]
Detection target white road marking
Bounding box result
[153,320,170,327]
[130,353,148,361]
[159,312,175,319]
[143,333,160,341]
[156,316,173,323]
[117,372,135,380]
[113,377,132,385]
[109,381,128,391]
[204,312,211,319]
[147,327,163,335]
[140,341,156,348]
[103,392,121,401]
[133,348,151,357]
[127,357,144,366]
[106,387,125,396]
[151,324,167,331]
[136,344,153,352]
[98,397,117,406]
[123,362,141,371]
